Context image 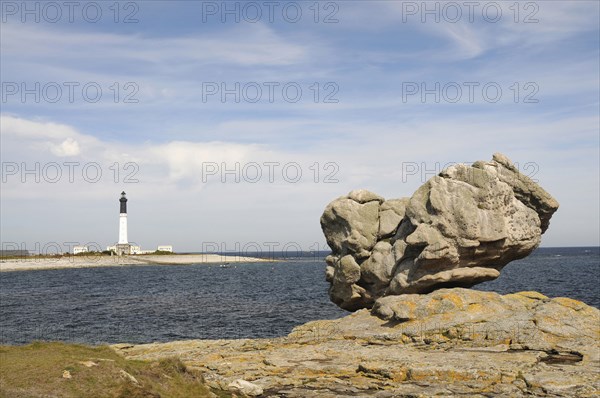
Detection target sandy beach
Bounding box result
[0,254,272,272]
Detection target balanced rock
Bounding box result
[320,154,559,310]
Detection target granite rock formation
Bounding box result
[321,153,559,310]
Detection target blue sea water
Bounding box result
[0,247,598,345]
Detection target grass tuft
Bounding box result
[0,341,225,398]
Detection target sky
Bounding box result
[1,0,599,254]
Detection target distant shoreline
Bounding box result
[0,254,272,272]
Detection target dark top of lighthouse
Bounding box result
[119,191,127,214]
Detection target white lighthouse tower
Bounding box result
[116,191,131,255]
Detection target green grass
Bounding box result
[0,342,224,398]
[150,251,174,255]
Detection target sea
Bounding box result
[0,247,598,345]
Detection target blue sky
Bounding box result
[1,1,599,253]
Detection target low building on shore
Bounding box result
[73,246,89,255]
[106,244,172,255]
[131,246,154,255]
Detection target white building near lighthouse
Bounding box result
[73,246,89,254]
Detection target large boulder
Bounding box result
[320,154,559,310]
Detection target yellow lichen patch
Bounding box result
[466,302,486,313]
[425,295,462,316]
[438,292,466,309]
[392,367,410,382]
[425,299,439,314]
[399,334,413,344]
[504,294,532,306]
[201,353,225,362]
[402,300,418,315]
[504,292,545,308]
[440,312,457,324]
[515,291,548,300]
[552,297,587,311]
[406,366,501,383]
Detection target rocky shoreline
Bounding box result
[112,288,600,397]
[108,156,598,397]
[0,253,271,272]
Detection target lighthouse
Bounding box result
[106,192,172,256]
[116,191,131,255]
[118,191,128,244]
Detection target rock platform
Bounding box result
[113,288,599,397]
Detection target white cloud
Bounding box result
[1,23,309,70]
[1,113,598,248]
[50,137,81,157]
[359,1,599,61]
[1,114,80,140]
[1,115,103,158]
[149,140,274,184]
